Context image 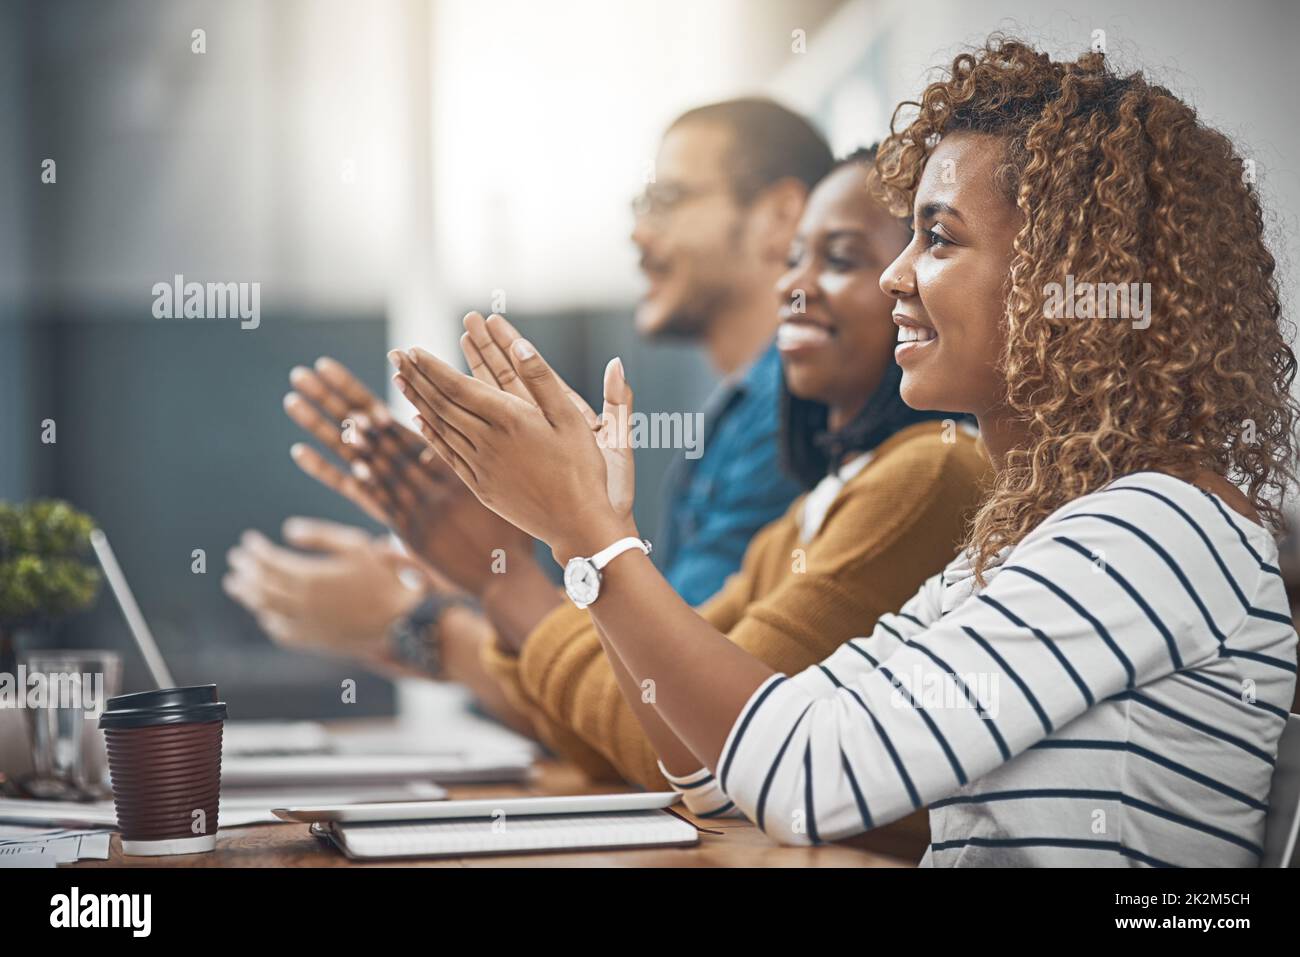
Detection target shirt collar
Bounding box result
[712,337,781,407]
[702,338,780,423]
[735,338,781,395]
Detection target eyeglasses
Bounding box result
[631,181,733,220]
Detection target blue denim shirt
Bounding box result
[655,341,802,606]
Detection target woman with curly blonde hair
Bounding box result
[400,35,1299,866]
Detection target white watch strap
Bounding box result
[590,536,651,571]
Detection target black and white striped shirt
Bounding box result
[664,472,1297,866]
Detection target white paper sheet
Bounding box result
[0,845,56,867]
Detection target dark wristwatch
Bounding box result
[387,592,479,678]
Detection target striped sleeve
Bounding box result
[716,490,1249,846]
[656,762,745,819]
[658,572,949,818]
[790,570,948,699]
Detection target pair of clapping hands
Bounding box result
[284,311,638,593]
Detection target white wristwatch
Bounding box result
[563,537,652,609]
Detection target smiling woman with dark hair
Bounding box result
[398,36,1298,867]
[779,147,972,489]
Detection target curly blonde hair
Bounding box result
[873,35,1299,581]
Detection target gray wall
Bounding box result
[40,312,396,719]
[0,0,35,500]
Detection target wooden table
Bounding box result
[71,759,919,868]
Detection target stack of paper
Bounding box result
[0,824,112,868]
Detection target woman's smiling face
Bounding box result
[775,163,908,427]
[879,132,1022,417]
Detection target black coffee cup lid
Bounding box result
[98,684,227,730]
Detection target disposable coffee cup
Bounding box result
[99,685,227,856]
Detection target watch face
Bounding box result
[564,558,601,607]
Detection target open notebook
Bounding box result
[313,810,698,860]
[278,793,699,860]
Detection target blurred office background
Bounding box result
[1,0,1296,718]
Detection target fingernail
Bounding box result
[352,461,372,480]
[394,376,411,396]
[387,350,402,369]
[283,518,306,539]
[289,442,306,458]
[614,356,625,379]
[513,339,535,360]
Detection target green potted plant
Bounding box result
[0,500,101,663]
[0,500,101,781]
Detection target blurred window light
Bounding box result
[430,0,755,312]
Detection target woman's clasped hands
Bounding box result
[389,312,638,565]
